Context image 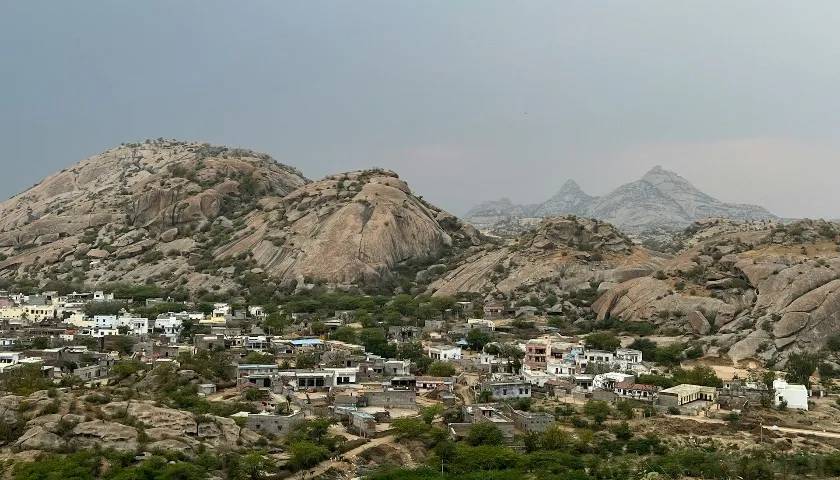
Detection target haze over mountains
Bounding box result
[466,166,777,234]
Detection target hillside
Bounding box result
[465,166,776,235]
[0,141,480,294]
[430,215,664,303]
[593,218,840,364]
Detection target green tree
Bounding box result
[392,417,431,439]
[628,338,657,361]
[466,328,491,351]
[786,352,821,387]
[243,351,275,364]
[585,332,620,351]
[583,400,611,425]
[287,440,329,471]
[466,422,504,446]
[330,326,358,344]
[427,361,456,377]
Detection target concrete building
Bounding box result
[482,378,531,400]
[658,384,718,408]
[524,339,549,370]
[427,345,462,361]
[614,381,658,402]
[233,410,305,438]
[773,379,809,410]
[510,409,554,433]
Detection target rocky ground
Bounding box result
[430,216,664,301]
[0,389,263,458]
[0,140,480,294]
[593,219,840,364]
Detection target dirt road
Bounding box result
[669,414,840,439]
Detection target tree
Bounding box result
[585,332,620,351]
[330,326,358,344]
[672,365,722,388]
[628,338,657,362]
[786,352,821,387]
[243,351,275,365]
[466,422,504,446]
[83,301,125,316]
[262,312,287,335]
[466,328,491,351]
[539,425,571,450]
[653,342,686,366]
[422,404,444,424]
[0,363,53,395]
[583,400,611,425]
[295,352,319,369]
[359,328,395,358]
[287,441,329,471]
[611,421,633,441]
[392,417,430,439]
[826,334,840,353]
[427,361,456,377]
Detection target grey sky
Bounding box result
[2,1,840,219]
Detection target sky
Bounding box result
[2,1,840,219]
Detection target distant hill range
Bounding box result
[465,166,777,235]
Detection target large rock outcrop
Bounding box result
[214,169,482,286]
[430,216,662,299]
[592,219,840,364]
[1,391,262,454]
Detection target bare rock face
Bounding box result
[593,219,840,364]
[686,310,711,335]
[0,146,484,292]
[215,169,481,286]
[15,426,64,451]
[0,140,306,290]
[71,420,139,452]
[431,216,661,298]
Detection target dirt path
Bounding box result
[287,435,396,480]
[668,414,840,439]
[764,425,840,439]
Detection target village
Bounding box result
[1,285,833,470]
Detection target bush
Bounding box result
[427,361,456,377]
[287,440,329,471]
[466,422,504,446]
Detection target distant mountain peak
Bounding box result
[558,179,584,193]
[466,166,776,234]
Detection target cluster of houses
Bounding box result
[0,289,822,443]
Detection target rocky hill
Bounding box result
[592,218,840,364]
[213,169,482,288]
[465,166,776,236]
[430,216,664,302]
[0,140,480,294]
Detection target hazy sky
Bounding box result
[3,1,840,218]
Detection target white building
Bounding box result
[0,352,21,372]
[615,348,643,364]
[154,315,185,337]
[546,359,578,376]
[593,372,634,391]
[773,379,809,410]
[427,345,462,361]
[467,318,495,331]
[121,316,149,335]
